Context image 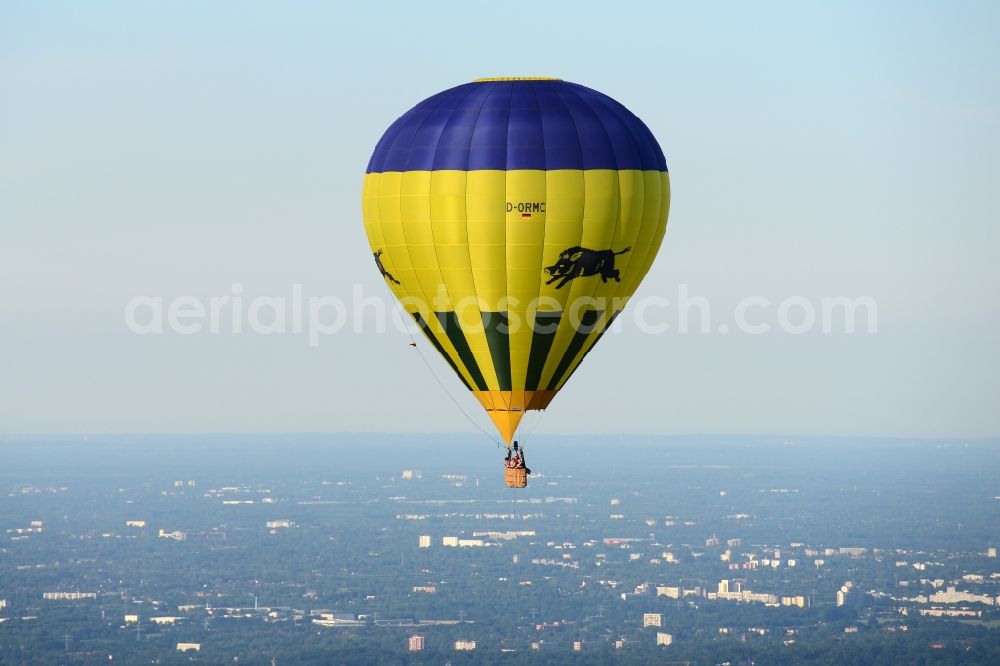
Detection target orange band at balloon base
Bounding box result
[472,390,557,445]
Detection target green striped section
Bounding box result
[546,310,602,391]
[435,312,488,391]
[413,312,473,391]
[525,312,562,390]
[482,312,512,391]
[556,310,621,389]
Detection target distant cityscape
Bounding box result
[0,434,998,663]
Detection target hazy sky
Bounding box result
[2,2,998,438]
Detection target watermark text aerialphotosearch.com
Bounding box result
[124,284,877,347]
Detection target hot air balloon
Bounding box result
[362,78,670,478]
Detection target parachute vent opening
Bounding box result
[473,76,561,82]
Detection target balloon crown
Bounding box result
[473,76,561,82]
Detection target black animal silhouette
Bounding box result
[544,246,631,289]
[373,249,401,285]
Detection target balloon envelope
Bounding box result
[362,78,670,444]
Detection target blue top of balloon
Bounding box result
[366,78,667,174]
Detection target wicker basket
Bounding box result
[505,466,528,488]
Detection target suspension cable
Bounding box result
[518,406,548,448]
[373,279,503,448]
[404,325,503,448]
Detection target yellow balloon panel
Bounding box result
[362,167,670,443]
[551,172,671,391]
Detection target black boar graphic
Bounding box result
[373,249,401,285]
[544,246,631,289]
